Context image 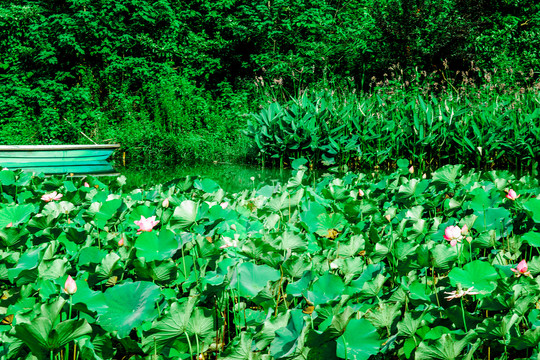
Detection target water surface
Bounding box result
[117,163,294,193]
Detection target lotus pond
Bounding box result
[1,162,540,360]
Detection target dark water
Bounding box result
[116,162,295,193]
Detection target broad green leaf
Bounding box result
[431,165,463,188]
[274,230,307,252]
[97,281,161,338]
[430,244,457,270]
[135,229,178,261]
[397,311,423,338]
[524,198,540,223]
[449,260,498,296]
[222,333,258,360]
[307,272,344,306]
[171,200,198,229]
[194,178,221,193]
[142,298,196,353]
[336,318,381,360]
[0,170,16,185]
[230,262,280,298]
[270,310,305,359]
[365,301,401,331]
[0,227,30,248]
[94,253,121,283]
[472,207,512,237]
[91,199,122,229]
[415,332,476,360]
[0,204,36,228]
[522,231,540,247]
[315,212,346,237]
[7,245,43,284]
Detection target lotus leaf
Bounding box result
[335,318,381,360]
[97,281,161,338]
[449,260,499,295]
[229,262,280,298]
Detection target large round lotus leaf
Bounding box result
[0,204,36,228]
[194,178,221,193]
[0,227,30,248]
[97,281,161,338]
[10,317,92,357]
[0,170,15,185]
[229,262,280,298]
[307,272,344,305]
[292,157,308,170]
[336,318,381,360]
[473,207,512,237]
[172,200,198,229]
[270,309,305,358]
[522,231,540,247]
[524,198,540,223]
[91,199,122,229]
[299,201,327,233]
[449,260,498,295]
[135,229,178,261]
[431,164,463,187]
[397,159,410,169]
[315,213,346,237]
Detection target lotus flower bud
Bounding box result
[64,275,77,295]
[506,189,519,200]
[162,198,170,208]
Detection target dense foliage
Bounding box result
[2,164,540,359]
[245,68,540,172]
[1,0,539,166]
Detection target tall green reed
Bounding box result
[246,64,540,172]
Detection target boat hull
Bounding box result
[0,144,120,165]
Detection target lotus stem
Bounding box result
[460,297,468,332]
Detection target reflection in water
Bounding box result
[4,160,118,176]
[118,163,296,193]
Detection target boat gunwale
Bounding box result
[0,144,121,151]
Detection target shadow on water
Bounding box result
[116,163,296,193]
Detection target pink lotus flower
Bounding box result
[358,189,365,197]
[41,191,63,202]
[83,182,90,188]
[511,259,532,277]
[134,215,159,234]
[6,222,12,228]
[409,166,414,174]
[506,189,519,200]
[444,286,479,301]
[64,275,77,295]
[118,236,125,246]
[444,225,466,247]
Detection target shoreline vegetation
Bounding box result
[1,1,539,172]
